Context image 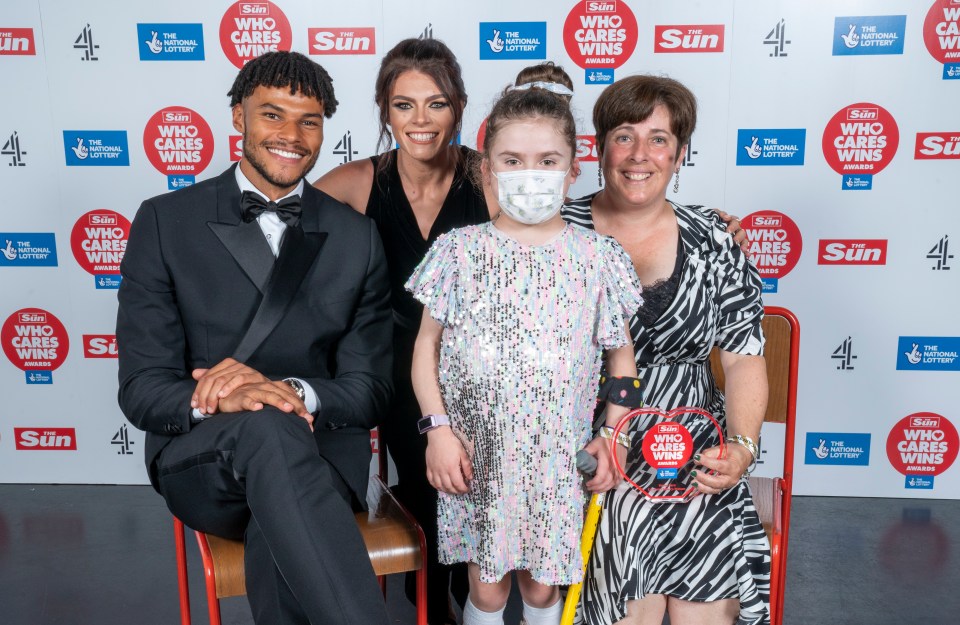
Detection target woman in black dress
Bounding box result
[314,38,492,625]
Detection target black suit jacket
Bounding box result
[117,165,393,501]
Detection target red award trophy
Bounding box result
[613,407,725,503]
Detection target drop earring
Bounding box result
[597,166,603,188]
[673,170,680,194]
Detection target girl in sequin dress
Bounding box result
[408,86,644,625]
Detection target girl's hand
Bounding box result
[690,443,753,495]
[425,427,473,495]
[582,436,624,494]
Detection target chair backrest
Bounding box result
[708,306,799,478]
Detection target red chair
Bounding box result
[173,430,427,625]
[711,306,798,625]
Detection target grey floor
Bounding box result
[0,485,957,625]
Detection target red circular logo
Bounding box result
[219,0,292,69]
[563,0,638,70]
[741,211,802,280]
[143,107,214,176]
[886,412,959,477]
[924,0,960,64]
[641,421,694,469]
[2,308,70,371]
[70,210,130,275]
[821,102,899,176]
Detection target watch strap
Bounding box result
[418,414,451,435]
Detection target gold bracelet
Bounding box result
[599,426,631,449]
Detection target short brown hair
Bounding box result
[593,75,697,160]
[373,38,467,152]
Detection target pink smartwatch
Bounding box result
[417,414,451,435]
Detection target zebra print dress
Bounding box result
[562,195,771,625]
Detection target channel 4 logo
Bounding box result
[479,22,547,60]
[736,129,806,166]
[137,23,205,61]
[832,16,906,56]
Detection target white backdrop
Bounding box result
[1,0,957,498]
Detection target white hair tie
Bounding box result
[510,81,574,97]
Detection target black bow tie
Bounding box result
[240,191,302,227]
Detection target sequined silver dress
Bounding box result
[406,222,643,584]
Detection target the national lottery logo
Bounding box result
[137,23,205,61]
[82,334,118,359]
[832,16,907,56]
[896,337,960,371]
[805,432,870,465]
[923,0,960,76]
[308,28,376,55]
[1,308,70,373]
[914,132,960,159]
[654,24,725,53]
[14,427,77,451]
[479,22,547,60]
[736,129,805,166]
[818,239,887,265]
[886,412,959,481]
[0,233,57,267]
[821,103,899,186]
[741,211,802,290]
[62,131,130,166]
[563,1,638,70]
[70,210,130,276]
[219,1,291,69]
[586,69,614,84]
[143,106,214,176]
[0,28,36,55]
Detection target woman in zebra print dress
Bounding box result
[563,76,770,625]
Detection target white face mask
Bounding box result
[494,169,568,225]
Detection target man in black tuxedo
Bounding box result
[117,52,392,624]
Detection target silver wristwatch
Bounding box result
[282,378,306,401]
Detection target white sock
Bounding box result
[522,598,563,625]
[462,596,505,625]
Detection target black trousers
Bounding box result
[156,409,389,625]
[382,330,468,623]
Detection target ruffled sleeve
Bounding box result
[404,230,464,327]
[595,235,644,349]
[712,235,765,355]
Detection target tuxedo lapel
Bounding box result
[207,166,275,292]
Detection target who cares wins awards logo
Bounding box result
[220,1,291,68]
[2,308,69,385]
[563,1,638,84]
[741,211,802,294]
[143,107,214,188]
[887,413,958,490]
[822,102,899,191]
[924,0,960,79]
[70,210,130,290]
